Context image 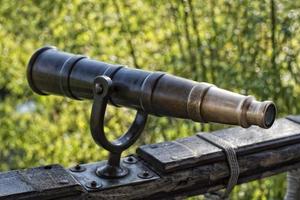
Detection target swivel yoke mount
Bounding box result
[90,75,148,178]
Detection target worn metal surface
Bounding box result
[0,164,82,200]
[90,76,148,155]
[90,76,148,178]
[27,46,275,128]
[69,155,159,192]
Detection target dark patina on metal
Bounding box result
[27,46,276,129]
[90,75,148,178]
[68,155,159,192]
[26,46,277,179]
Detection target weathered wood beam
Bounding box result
[1,116,300,200]
[0,165,83,200]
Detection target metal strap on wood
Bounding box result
[285,116,300,200]
[197,133,240,199]
[284,169,300,200]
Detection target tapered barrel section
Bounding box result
[27,46,276,128]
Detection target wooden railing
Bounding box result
[1,116,300,200]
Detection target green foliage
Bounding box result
[0,0,300,199]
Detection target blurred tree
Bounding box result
[0,0,299,199]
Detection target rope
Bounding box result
[197,133,240,199]
[284,169,300,200]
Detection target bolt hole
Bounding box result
[75,165,81,170]
[91,181,97,187]
[128,157,133,162]
[44,165,52,170]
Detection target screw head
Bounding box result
[138,170,153,179]
[123,156,137,164]
[70,164,86,172]
[85,180,102,189]
[91,181,97,187]
[95,83,103,94]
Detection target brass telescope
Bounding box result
[27,46,276,129]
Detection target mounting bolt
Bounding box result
[85,180,102,189]
[95,83,103,94]
[91,181,97,187]
[123,156,138,164]
[75,164,81,170]
[138,170,153,179]
[70,164,86,172]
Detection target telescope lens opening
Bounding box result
[264,103,276,128]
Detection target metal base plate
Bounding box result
[69,155,159,192]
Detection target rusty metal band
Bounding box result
[103,65,125,107]
[59,55,87,99]
[139,72,165,114]
[284,169,300,200]
[238,96,254,128]
[197,133,239,199]
[187,83,214,122]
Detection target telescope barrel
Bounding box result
[27,46,276,128]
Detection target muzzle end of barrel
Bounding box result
[247,100,277,129]
[261,101,277,128]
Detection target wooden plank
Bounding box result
[137,118,300,172]
[0,165,83,200]
[2,142,300,200]
[88,143,300,200]
[1,117,300,199]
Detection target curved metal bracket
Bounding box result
[90,75,148,178]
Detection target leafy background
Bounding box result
[0,0,300,199]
